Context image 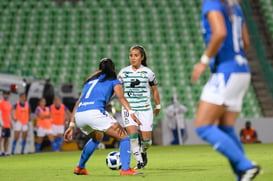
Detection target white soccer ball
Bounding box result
[106,151,122,170]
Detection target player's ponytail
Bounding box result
[99,58,117,81]
[130,45,148,66]
[83,58,117,85]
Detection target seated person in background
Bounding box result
[240,121,261,143]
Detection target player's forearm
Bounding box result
[205,11,227,58]
[70,98,80,123]
[114,84,133,111]
[152,86,160,106]
[38,114,51,119]
[119,97,132,112]
[242,23,250,51]
[66,110,72,122]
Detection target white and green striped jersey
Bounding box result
[118,65,157,112]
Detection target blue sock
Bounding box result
[35,143,41,152]
[12,140,17,154]
[21,140,27,154]
[59,137,64,150]
[219,125,244,180]
[78,139,100,168]
[55,137,63,151]
[50,141,57,152]
[219,125,244,152]
[119,137,130,171]
[196,125,253,172]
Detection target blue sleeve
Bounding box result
[13,104,17,109]
[112,79,122,87]
[202,0,222,17]
[64,106,68,111]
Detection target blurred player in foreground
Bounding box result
[191,0,261,180]
[64,58,143,175]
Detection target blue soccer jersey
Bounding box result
[202,0,250,74]
[76,74,121,114]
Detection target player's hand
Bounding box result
[64,127,74,142]
[154,108,160,116]
[191,62,207,83]
[130,113,142,125]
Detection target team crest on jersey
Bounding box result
[140,71,147,78]
[124,117,129,125]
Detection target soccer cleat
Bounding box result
[134,162,145,169]
[120,168,143,175]
[141,152,148,166]
[73,166,89,175]
[239,165,262,181]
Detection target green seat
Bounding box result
[0,0,263,120]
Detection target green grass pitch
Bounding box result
[0,144,272,181]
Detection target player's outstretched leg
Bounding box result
[141,139,151,166]
[219,125,244,152]
[219,125,245,180]
[74,138,100,175]
[196,125,261,178]
[129,133,144,169]
[119,137,143,175]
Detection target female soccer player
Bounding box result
[11,93,31,155]
[35,98,57,152]
[0,91,12,156]
[118,45,161,169]
[191,0,261,180]
[64,58,142,175]
[50,96,71,151]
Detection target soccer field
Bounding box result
[0,144,272,181]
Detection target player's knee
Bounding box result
[91,131,104,142]
[128,133,139,139]
[115,128,128,141]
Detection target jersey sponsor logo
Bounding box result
[79,101,95,106]
[127,90,144,97]
[130,79,140,88]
